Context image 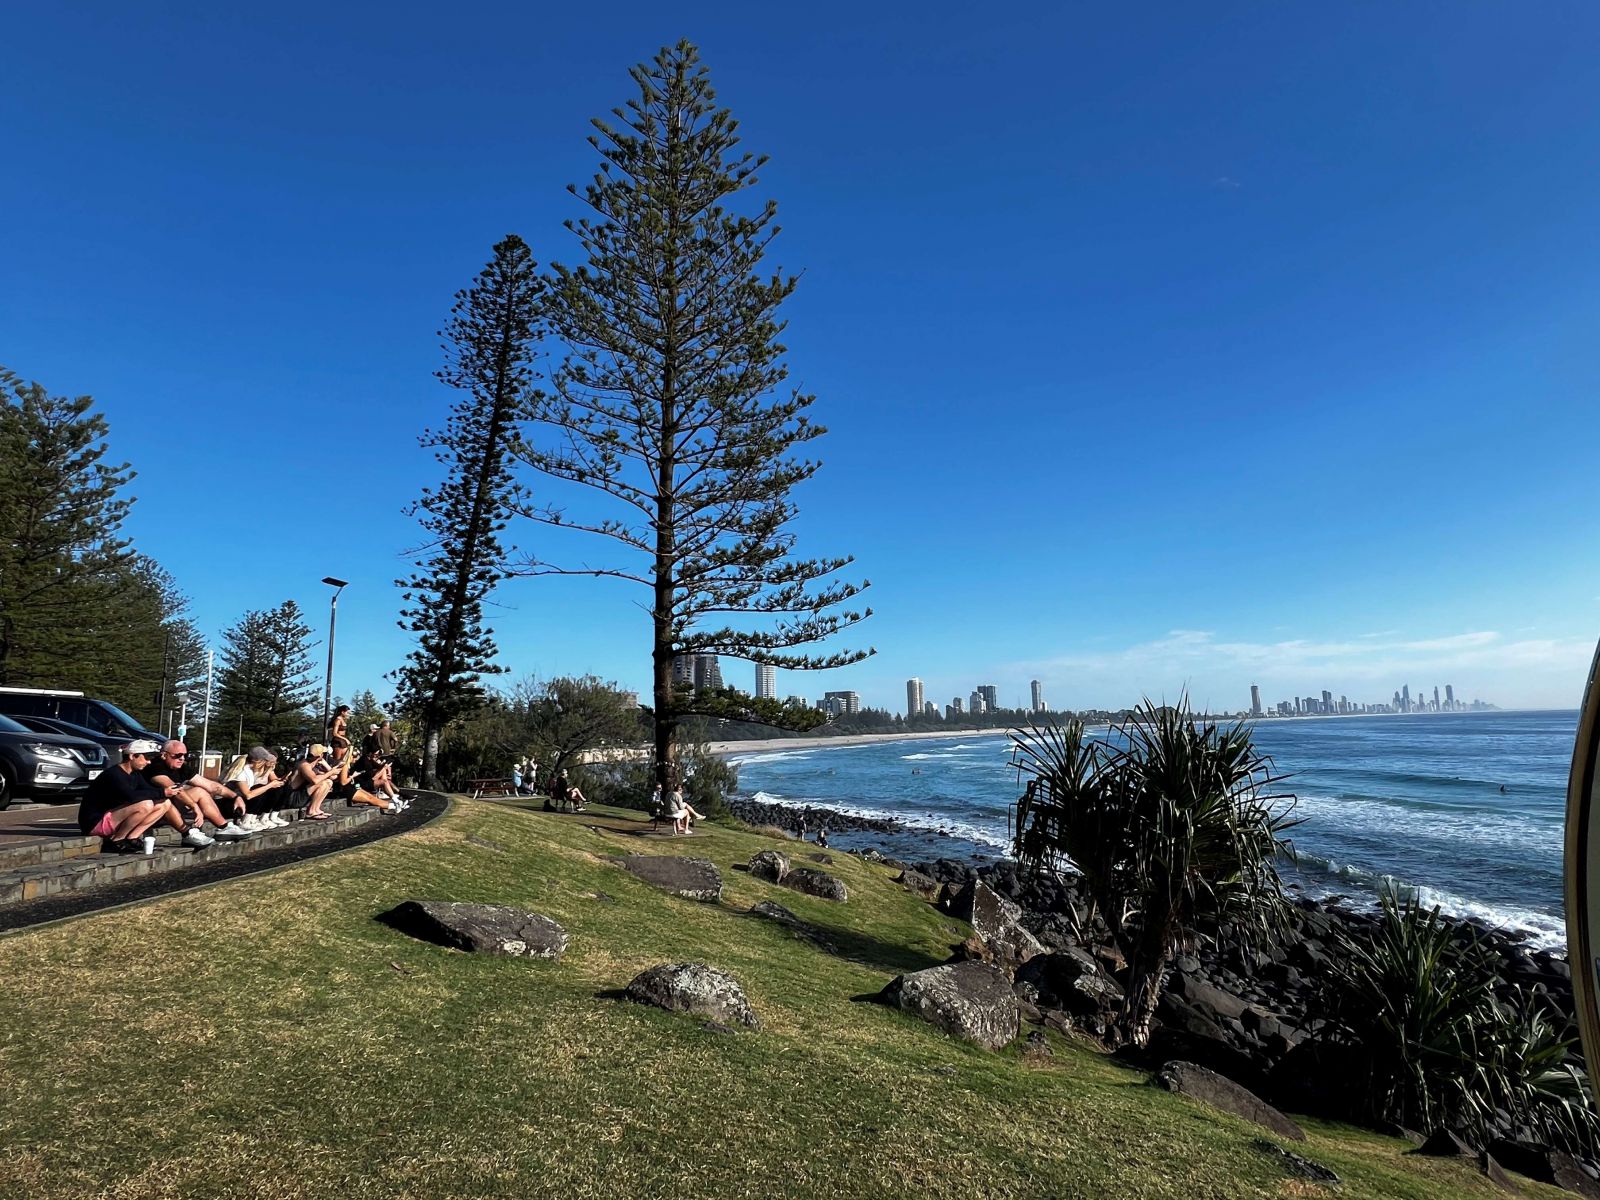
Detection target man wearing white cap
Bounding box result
[78,738,184,853]
[143,740,253,843]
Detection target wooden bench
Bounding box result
[467,778,518,800]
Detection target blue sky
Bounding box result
[6,3,1599,715]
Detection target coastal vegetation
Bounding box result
[0,796,1558,1199]
[1009,701,1298,1048]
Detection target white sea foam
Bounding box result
[1293,790,1561,855]
[742,790,1013,852]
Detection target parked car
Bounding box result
[7,714,127,758]
[0,713,108,809]
[0,688,164,745]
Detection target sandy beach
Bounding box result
[708,726,1015,758]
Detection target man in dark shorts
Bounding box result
[79,738,182,852]
[144,740,253,843]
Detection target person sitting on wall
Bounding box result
[289,743,340,820]
[79,738,185,853]
[328,747,406,814]
[354,746,402,807]
[144,740,252,842]
[225,746,291,831]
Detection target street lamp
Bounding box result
[320,576,349,742]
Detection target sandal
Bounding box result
[305,812,330,821]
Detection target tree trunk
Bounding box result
[423,724,441,790]
[1120,928,1173,1049]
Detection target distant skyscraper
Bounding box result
[970,690,985,715]
[671,654,695,687]
[1433,685,1440,712]
[924,700,938,718]
[1446,684,1455,710]
[693,654,723,692]
[1321,689,1333,714]
[1402,684,1411,713]
[825,690,861,715]
[1030,679,1046,713]
[951,697,964,715]
[755,663,776,699]
[1250,684,1262,718]
[979,684,999,712]
[906,677,924,719]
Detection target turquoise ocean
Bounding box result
[727,709,1575,949]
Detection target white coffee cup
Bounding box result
[141,835,156,856]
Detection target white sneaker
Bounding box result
[265,812,287,827]
[214,822,251,839]
[240,814,262,831]
[182,828,216,848]
[275,812,291,826]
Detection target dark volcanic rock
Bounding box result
[1252,1139,1339,1185]
[625,962,760,1029]
[878,960,1021,1051]
[748,849,790,884]
[946,879,1044,966]
[1413,1129,1476,1158]
[621,854,723,901]
[1015,948,1123,1018]
[1479,1151,1518,1193]
[1155,1061,1306,1142]
[379,900,568,959]
[782,867,849,902]
[727,796,901,835]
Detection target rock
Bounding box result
[1252,1139,1339,1185]
[1413,1129,1476,1157]
[896,868,942,902]
[1016,949,1123,1018]
[748,849,790,884]
[379,900,568,959]
[946,879,1044,966]
[747,900,840,954]
[1488,1142,1600,1195]
[1155,1061,1306,1142]
[625,962,760,1029]
[878,961,1021,1051]
[1024,1029,1053,1059]
[1174,975,1250,1023]
[1479,1151,1518,1193]
[1553,1151,1600,1198]
[621,855,723,901]
[808,852,834,864]
[782,867,848,902]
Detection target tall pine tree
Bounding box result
[215,600,318,751]
[0,368,136,685]
[394,235,544,786]
[518,41,871,789]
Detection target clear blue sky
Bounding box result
[7,3,1599,715]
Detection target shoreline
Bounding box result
[710,726,1015,757]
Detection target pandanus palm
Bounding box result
[1010,700,1298,1047]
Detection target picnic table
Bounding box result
[466,777,518,799]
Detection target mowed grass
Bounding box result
[0,800,1565,1200]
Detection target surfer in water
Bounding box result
[1500,784,1509,794]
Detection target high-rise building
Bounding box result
[970,690,985,715]
[1402,684,1411,714]
[979,684,999,712]
[924,700,938,718]
[755,663,776,699]
[1030,679,1046,713]
[1446,684,1455,710]
[693,654,723,692]
[951,697,964,715]
[1433,685,1441,712]
[906,677,924,719]
[671,654,695,687]
[824,690,861,715]
[1321,689,1333,714]
[1250,684,1262,718]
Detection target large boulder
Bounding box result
[782,867,848,902]
[946,879,1043,966]
[878,960,1020,1051]
[1172,974,1251,1023]
[896,868,942,902]
[1015,948,1124,1018]
[625,962,760,1030]
[379,900,568,959]
[1155,1061,1306,1142]
[621,855,723,902]
[748,849,790,884]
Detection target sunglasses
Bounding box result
[167,753,188,759]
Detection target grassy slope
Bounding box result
[0,800,1564,1200]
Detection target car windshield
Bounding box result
[97,700,149,733]
[0,714,28,733]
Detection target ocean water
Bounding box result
[727,710,1575,949]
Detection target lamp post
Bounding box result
[320,576,349,742]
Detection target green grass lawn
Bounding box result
[0,799,1565,1199]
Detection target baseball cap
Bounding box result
[124,738,162,756]
[309,743,329,757]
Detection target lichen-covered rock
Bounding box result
[1155,1060,1306,1142]
[782,867,848,902]
[621,855,723,901]
[379,900,568,959]
[946,879,1043,965]
[877,960,1020,1051]
[1015,948,1123,1018]
[625,962,760,1029]
[748,849,790,884]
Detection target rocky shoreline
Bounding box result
[878,852,1595,1190]
[726,795,902,836]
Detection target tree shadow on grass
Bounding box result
[743,902,946,977]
